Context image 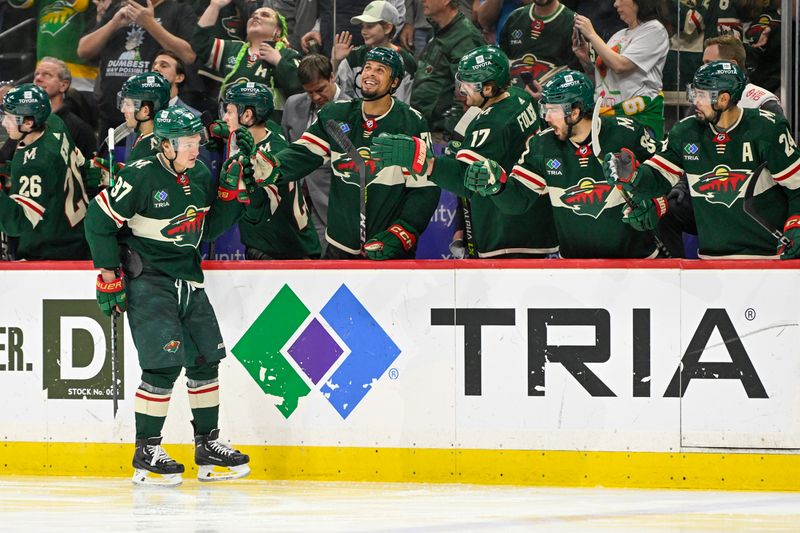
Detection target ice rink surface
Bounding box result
[0,477,799,532]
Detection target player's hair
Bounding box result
[298,54,334,85]
[39,56,71,86]
[704,34,746,67]
[154,49,187,87]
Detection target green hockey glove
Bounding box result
[235,126,256,157]
[0,162,10,190]
[96,271,127,316]
[464,159,507,197]
[218,154,254,203]
[370,133,430,176]
[603,148,639,192]
[623,197,668,232]
[780,215,800,259]
[363,220,418,260]
[206,120,230,152]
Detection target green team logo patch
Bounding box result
[692,165,749,207]
[160,205,207,248]
[560,178,614,218]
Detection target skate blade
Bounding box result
[197,464,250,482]
[132,468,183,487]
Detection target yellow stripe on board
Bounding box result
[2,442,799,491]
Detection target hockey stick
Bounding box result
[591,99,671,257]
[453,108,481,258]
[324,119,367,252]
[743,160,792,248]
[107,128,120,418]
[99,122,134,153]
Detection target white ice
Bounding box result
[0,476,798,532]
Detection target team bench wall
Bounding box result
[0,259,798,490]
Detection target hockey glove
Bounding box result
[0,162,10,191]
[235,126,256,157]
[464,159,507,197]
[87,156,124,188]
[443,140,462,158]
[363,220,418,260]
[219,154,255,203]
[667,178,690,205]
[603,149,639,192]
[780,215,800,259]
[206,120,230,152]
[371,133,430,176]
[623,197,668,232]
[96,270,127,316]
[253,148,280,185]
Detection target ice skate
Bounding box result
[131,436,185,486]
[195,429,250,482]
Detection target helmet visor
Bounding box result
[455,72,482,98]
[539,102,572,121]
[168,132,208,153]
[687,84,716,106]
[117,93,141,113]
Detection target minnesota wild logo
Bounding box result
[692,165,749,207]
[560,178,614,218]
[509,54,557,85]
[333,147,377,186]
[161,205,207,248]
[40,0,89,36]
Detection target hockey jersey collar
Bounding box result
[709,106,744,136]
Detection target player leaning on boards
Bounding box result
[605,61,800,260]
[372,45,558,258]
[219,82,321,259]
[0,84,90,260]
[84,106,252,485]
[462,70,659,258]
[255,47,440,259]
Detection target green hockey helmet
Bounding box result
[221,81,274,124]
[117,72,171,115]
[688,60,746,106]
[365,46,404,82]
[0,83,51,129]
[154,105,207,152]
[455,45,511,96]
[539,70,595,121]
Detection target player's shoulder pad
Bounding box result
[392,98,426,122]
[317,100,355,123]
[118,155,156,184]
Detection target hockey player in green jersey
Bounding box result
[219,82,321,259]
[0,84,89,259]
[606,61,800,259]
[373,45,558,258]
[255,47,440,260]
[119,72,172,162]
[85,106,251,485]
[463,70,659,259]
[499,0,578,95]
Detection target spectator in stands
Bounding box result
[77,0,197,139]
[499,0,579,99]
[298,0,406,56]
[193,1,302,117]
[7,0,99,94]
[561,0,624,41]
[282,54,351,255]
[410,0,484,139]
[573,0,669,139]
[400,0,474,56]
[474,0,524,44]
[33,57,96,160]
[333,1,416,103]
[743,0,781,94]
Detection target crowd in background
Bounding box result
[0,0,788,261]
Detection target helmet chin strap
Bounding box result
[361,77,397,102]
